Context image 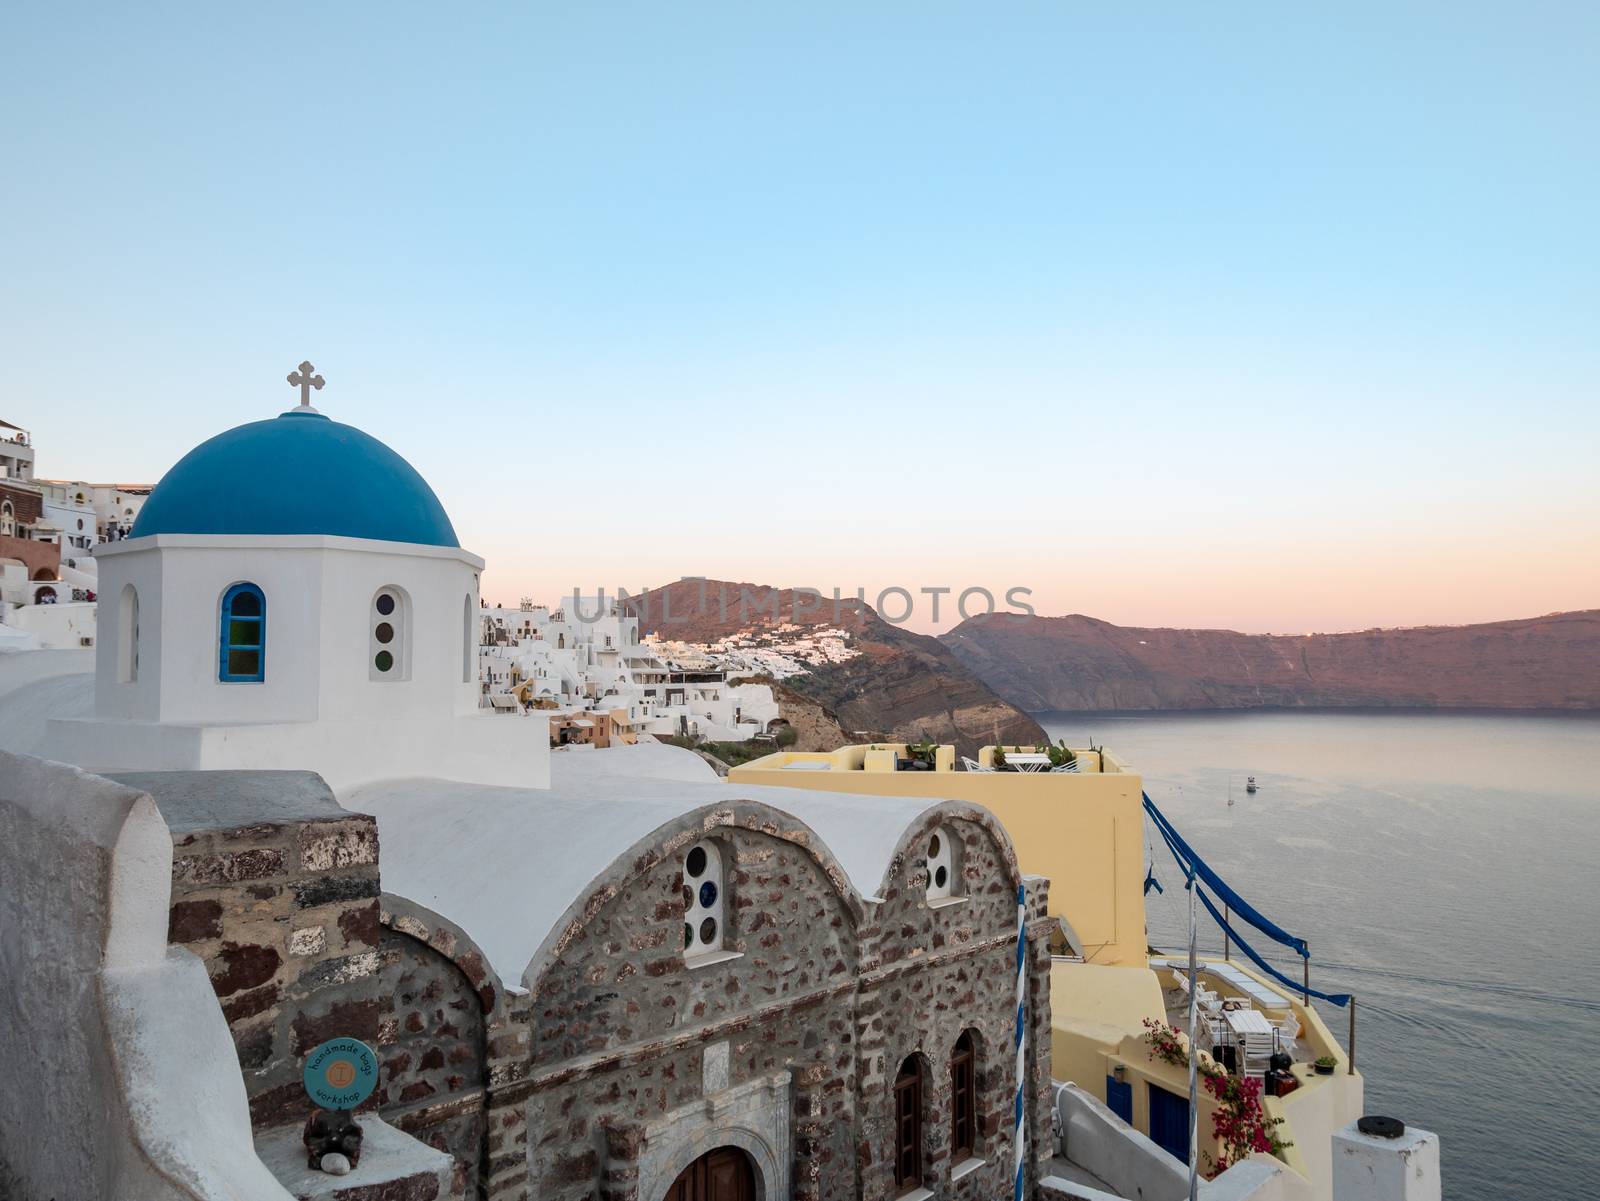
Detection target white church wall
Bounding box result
[93,545,162,718]
[98,538,325,724]
[316,542,481,721]
[94,533,482,726]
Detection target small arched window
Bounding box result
[925,826,960,902]
[370,586,410,680]
[893,1056,925,1191]
[0,501,13,536]
[682,839,726,960]
[951,1029,978,1161]
[219,583,266,682]
[117,583,139,683]
[462,593,475,683]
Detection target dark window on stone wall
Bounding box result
[894,1055,924,1190]
[951,1029,977,1160]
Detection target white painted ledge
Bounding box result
[685,948,744,971]
[951,1155,987,1181]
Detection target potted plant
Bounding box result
[900,734,939,771]
[1043,738,1077,770]
[1313,1055,1337,1076]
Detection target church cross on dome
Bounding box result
[287,360,326,411]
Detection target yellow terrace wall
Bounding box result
[730,744,1148,966]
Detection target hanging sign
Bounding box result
[303,1036,379,1110]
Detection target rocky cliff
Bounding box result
[625,580,1047,755]
[940,610,1600,712]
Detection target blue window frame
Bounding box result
[219,583,266,682]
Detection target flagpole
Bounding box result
[1015,883,1027,1201]
[1187,867,1199,1201]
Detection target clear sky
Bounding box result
[4,3,1596,634]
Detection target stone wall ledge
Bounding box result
[254,1113,460,1201]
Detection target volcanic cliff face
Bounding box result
[939,610,1600,712]
[624,580,1047,756]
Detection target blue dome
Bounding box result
[131,409,460,547]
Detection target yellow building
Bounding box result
[732,742,1364,1201]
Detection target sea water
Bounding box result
[1035,709,1600,1201]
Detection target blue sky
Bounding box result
[4,3,1596,631]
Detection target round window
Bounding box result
[375,622,394,644]
[699,917,717,944]
[686,846,707,878]
[683,923,693,949]
[376,593,396,616]
[374,651,394,673]
[699,881,718,908]
[929,833,941,858]
[935,866,948,889]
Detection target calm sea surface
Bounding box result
[1035,710,1600,1201]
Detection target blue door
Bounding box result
[1147,1084,1190,1163]
[1105,1076,1133,1124]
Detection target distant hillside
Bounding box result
[624,580,1046,756]
[940,610,1600,712]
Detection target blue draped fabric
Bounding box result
[1144,866,1164,896]
[1143,792,1310,958]
[1193,884,1352,1007]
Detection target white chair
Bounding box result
[960,756,995,773]
[1241,1032,1275,1073]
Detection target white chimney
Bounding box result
[1332,1117,1441,1201]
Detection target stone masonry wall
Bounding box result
[377,920,489,1198]
[507,805,1053,1201]
[524,816,861,1200]
[164,804,383,1129]
[857,812,1049,1201]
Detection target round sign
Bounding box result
[303,1037,379,1110]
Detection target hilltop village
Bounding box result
[0,385,1436,1201]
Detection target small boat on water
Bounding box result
[1246,775,1258,794]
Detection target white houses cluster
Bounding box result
[478,598,782,743]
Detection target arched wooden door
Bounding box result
[664,1146,755,1201]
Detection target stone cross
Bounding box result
[287,361,326,408]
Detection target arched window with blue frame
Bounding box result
[219,583,266,682]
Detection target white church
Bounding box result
[38,386,548,793]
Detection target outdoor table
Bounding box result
[1004,752,1052,772]
[1225,1007,1274,1038]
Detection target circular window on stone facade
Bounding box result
[925,825,959,903]
[682,839,726,962]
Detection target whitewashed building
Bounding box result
[479,598,782,742]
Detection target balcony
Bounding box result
[734,742,1130,776]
